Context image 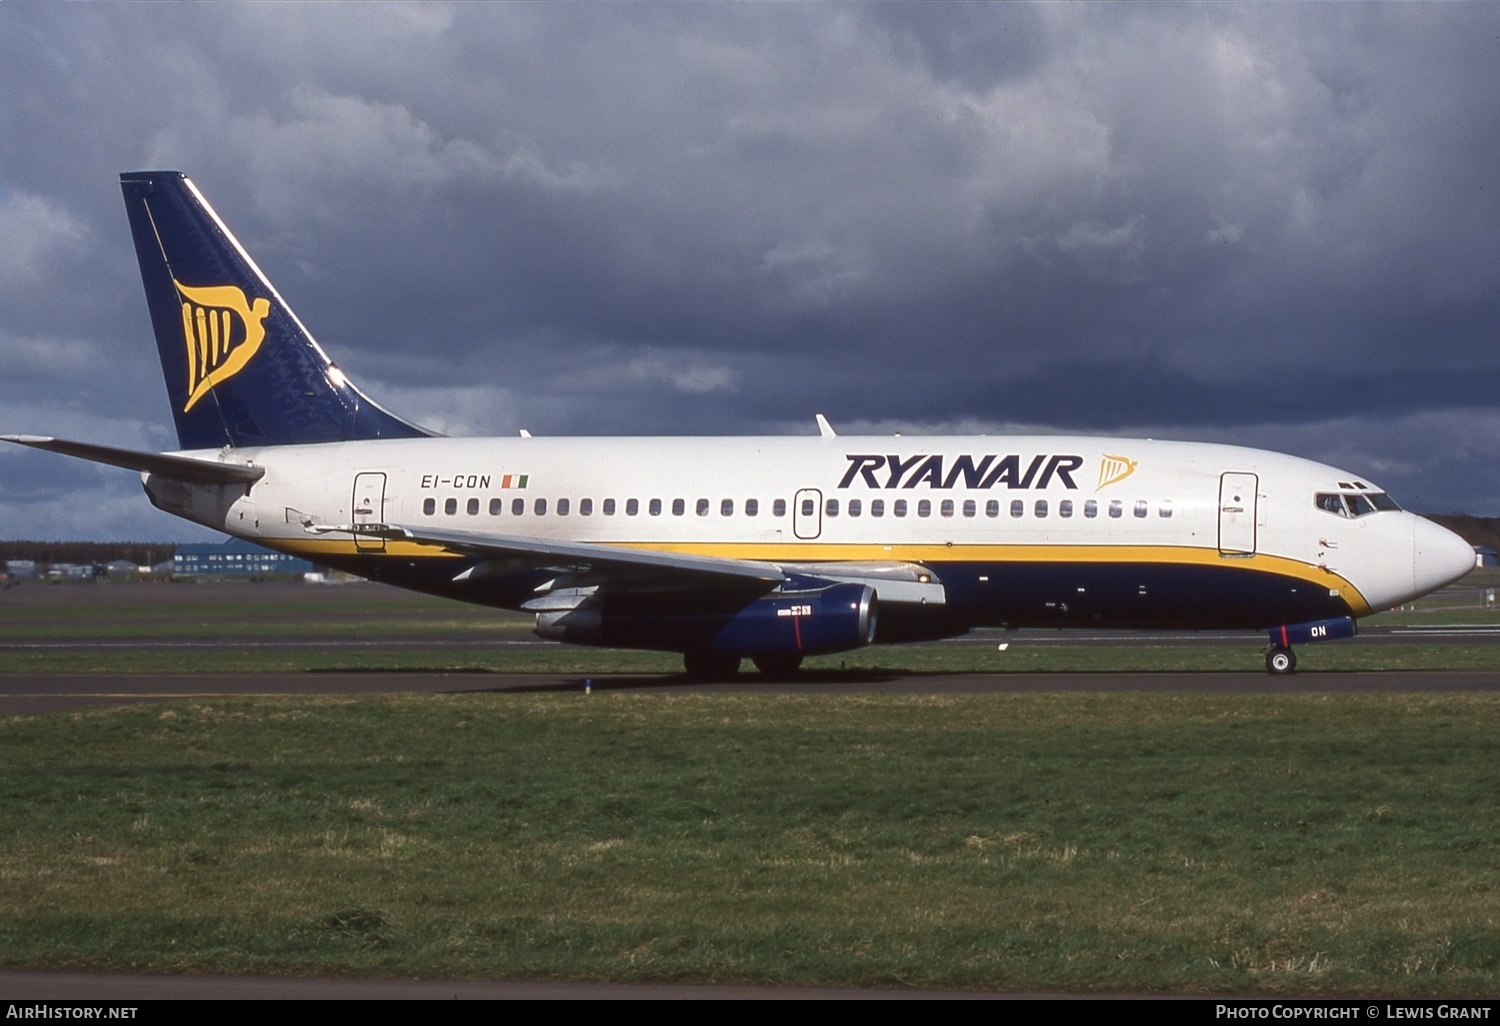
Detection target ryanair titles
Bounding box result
[838,453,1083,490]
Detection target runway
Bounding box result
[5,667,1500,716]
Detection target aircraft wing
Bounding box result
[0,435,264,484]
[309,522,946,604]
[310,521,787,589]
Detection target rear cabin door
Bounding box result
[1218,472,1258,556]
[351,472,387,552]
[793,488,823,540]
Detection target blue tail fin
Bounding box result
[120,171,433,450]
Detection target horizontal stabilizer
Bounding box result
[0,435,264,484]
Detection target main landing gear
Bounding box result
[682,651,741,681]
[681,652,805,681]
[751,653,804,679]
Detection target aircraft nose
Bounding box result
[1413,517,1475,597]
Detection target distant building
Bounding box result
[174,538,317,577]
[1477,546,1498,569]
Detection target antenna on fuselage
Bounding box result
[815,414,836,438]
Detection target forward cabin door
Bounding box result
[1218,472,1258,556]
[351,472,387,552]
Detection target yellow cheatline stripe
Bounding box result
[266,536,1371,617]
[276,538,466,559]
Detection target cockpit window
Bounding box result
[1316,490,1401,517]
[1315,493,1346,516]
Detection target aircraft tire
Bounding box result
[1265,646,1297,675]
[752,654,804,679]
[683,651,741,681]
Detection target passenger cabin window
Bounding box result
[1108,499,1122,518]
[871,499,884,518]
[467,498,479,516]
[696,498,709,517]
[894,499,908,517]
[557,498,570,516]
[649,499,662,516]
[672,498,685,516]
[721,499,734,517]
[603,498,615,515]
[963,499,976,518]
[1159,501,1172,518]
[848,499,862,517]
[445,498,457,515]
[986,499,999,518]
[512,497,525,516]
[745,499,758,517]
[940,499,954,518]
[1010,500,1023,518]
[1035,499,1048,518]
[826,499,839,517]
[580,498,593,516]
[489,498,502,515]
[773,499,787,517]
[423,498,436,516]
[1084,499,1098,518]
[1134,500,1147,518]
[1059,499,1073,518]
[801,498,815,517]
[917,499,931,518]
[534,498,547,516]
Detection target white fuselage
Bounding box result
[146,434,1475,633]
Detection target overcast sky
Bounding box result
[2,2,1499,542]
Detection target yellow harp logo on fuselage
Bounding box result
[1097,454,1138,490]
[175,280,271,412]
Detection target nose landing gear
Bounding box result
[1265,646,1297,675]
[1263,616,1356,675]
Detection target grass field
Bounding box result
[2,691,1499,994]
[2,577,1499,994]
[1,576,1499,675]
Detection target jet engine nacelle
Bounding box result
[535,582,878,657]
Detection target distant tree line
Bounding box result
[0,541,178,568]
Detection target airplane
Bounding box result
[2,171,1478,677]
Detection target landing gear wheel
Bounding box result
[1266,646,1297,675]
[683,651,741,681]
[752,654,804,678]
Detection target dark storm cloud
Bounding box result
[1,2,1499,540]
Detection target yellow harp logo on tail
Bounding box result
[1097,453,1138,490]
[174,280,271,412]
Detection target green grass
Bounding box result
[4,577,1500,674]
[2,691,1500,993]
[2,641,1498,675]
[0,592,532,641]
